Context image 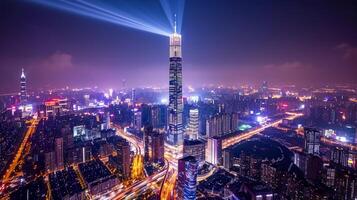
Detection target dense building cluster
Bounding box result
[1,68,356,200]
[78,159,118,195]
[49,167,85,200]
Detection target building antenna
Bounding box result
[174,14,177,33]
[21,68,25,78]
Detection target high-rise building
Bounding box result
[144,125,153,162]
[177,156,198,200]
[141,104,152,126]
[151,132,165,163]
[55,137,64,169]
[44,151,56,172]
[168,28,183,147]
[151,105,167,129]
[143,126,164,163]
[223,149,231,169]
[187,108,199,140]
[206,113,238,138]
[113,139,131,179]
[206,136,222,165]
[260,81,269,98]
[20,68,27,104]
[131,88,136,105]
[304,128,321,155]
[331,147,349,167]
[133,109,142,130]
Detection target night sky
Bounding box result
[0,0,356,93]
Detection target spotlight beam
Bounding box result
[31,0,171,36]
[159,0,186,33]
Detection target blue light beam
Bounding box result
[159,0,186,33]
[30,0,172,37]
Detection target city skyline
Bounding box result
[0,0,357,93]
[0,1,357,198]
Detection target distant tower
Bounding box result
[168,18,183,146]
[187,109,199,140]
[20,68,27,104]
[122,79,126,88]
[131,88,136,105]
[260,81,268,98]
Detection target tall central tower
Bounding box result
[168,25,183,147]
[20,68,27,104]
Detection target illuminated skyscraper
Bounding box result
[55,137,64,169]
[177,156,198,200]
[187,108,199,140]
[20,68,27,104]
[131,88,136,105]
[168,24,183,146]
[206,136,222,165]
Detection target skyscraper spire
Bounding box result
[174,14,177,33]
[21,68,25,78]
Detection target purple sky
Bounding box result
[0,0,356,93]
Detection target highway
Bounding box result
[222,112,303,149]
[109,112,304,200]
[159,167,177,200]
[110,124,169,200]
[113,160,169,200]
[113,124,143,155]
[2,119,38,182]
[197,166,218,182]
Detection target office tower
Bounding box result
[131,88,136,105]
[20,68,27,104]
[133,109,142,130]
[294,151,308,174]
[231,112,239,132]
[168,27,183,146]
[115,139,131,178]
[183,139,205,165]
[324,163,357,199]
[122,79,126,89]
[55,137,64,169]
[187,108,199,140]
[144,125,153,162]
[45,151,56,172]
[44,98,70,117]
[206,117,217,138]
[151,105,167,129]
[105,112,111,130]
[206,113,238,138]
[260,81,269,98]
[141,104,152,126]
[151,132,165,163]
[143,125,164,163]
[304,128,321,155]
[331,147,349,166]
[81,145,92,163]
[223,149,231,169]
[177,156,198,200]
[206,136,222,165]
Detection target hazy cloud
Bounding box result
[41,51,74,70]
[336,43,357,61]
[263,61,310,71]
